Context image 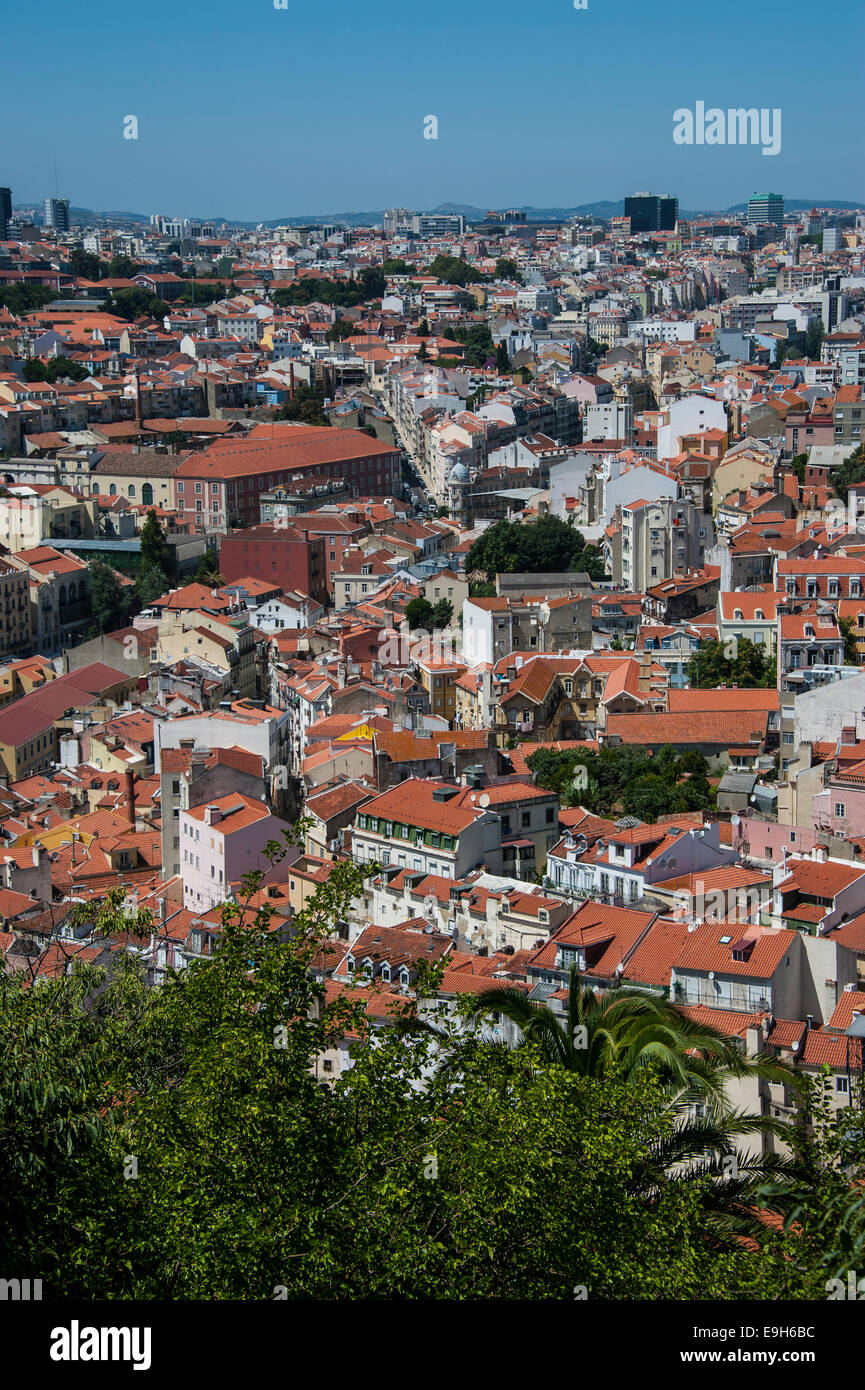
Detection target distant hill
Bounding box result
[15,196,864,231]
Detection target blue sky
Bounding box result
[2,0,861,219]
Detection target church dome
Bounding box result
[447,461,469,485]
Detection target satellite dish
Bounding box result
[731,814,741,826]
[479,793,490,808]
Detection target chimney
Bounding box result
[204,804,221,826]
[289,361,296,401]
[124,768,136,829]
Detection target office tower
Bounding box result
[623,193,678,233]
[0,187,11,240]
[747,192,783,228]
[383,208,413,235]
[44,197,70,231]
[410,212,466,236]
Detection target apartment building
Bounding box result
[0,557,33,659]
[179,793,294,911]
[616,496,713,591]
[352,778,503,880]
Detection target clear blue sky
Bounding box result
[3,0,861,219]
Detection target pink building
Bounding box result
[180,793,296,911]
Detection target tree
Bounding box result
[526,743,716,820]
[136,564,170,606]
[466,515,606,582]
[447,322,495,367]
[88,558,134,633]
[838,615,860,665]
[791,453,808,484]
[326,317,356,342]
[68,248,102,280]
[687,637,774,690]
[493,257,524,285]
[107,255,139,279]
[405,597,433,630]
[417,317,430,338]
[194,549,224,585]
[430,598,453,628]
[425,254,484,287]
[0,872,815,1299]
[495,342,511,373]
[24,356,88,383]
[805,319,824,360]
[101,289,170,322]
[139,510,172,575]
[275,383,330,427]
[180,279,223,307]
[416,338,429,362]
[382,258,415,276]
[0,284,61,314]
[833,443,865,502]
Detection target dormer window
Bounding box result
[734,609,743,620]
[346,955,355,974]
[755,610,763,621]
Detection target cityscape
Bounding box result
[2,0,865,1353]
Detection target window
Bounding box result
[521,811,531,828]
[836,1076,850,1094]
[835,803,846,819]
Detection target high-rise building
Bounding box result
[411,212,466,236]
[0,187,11,241]
[623,193,678,232]
[44,197,70,231]
[747,193,783,228]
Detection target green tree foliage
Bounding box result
[136,564,170,606]
[0,283,61,314]
[527,743,716,820]
[101,289,170,322]
[107,255,140,279]
[493,257,524,284]
[417,317,430,337]
[761,1071,865,1286]
[790,453,808,484]
[68,248,103,280]
[23,356,89,382]
[805,319,824,360]
[139,510,173,575]
[0,863,822,1299]
[325,317,356,342]
[425,254,484,287]
[495,342,511,373]
[272,267,385,309]
[447,322,495,367]
[275,383,330,427]
[466,515,606,582]
[833,443,865,502]
[194,548,224,585]
[687,637,775,690]
[405,597,433,630]
[180,279,224,306]
[382,259,415,275]
[430,598,453,628]
[838,615,860,665]
[88,558,135,634]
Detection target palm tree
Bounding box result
[465,965,793,1112]
[448,966,804,1249]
